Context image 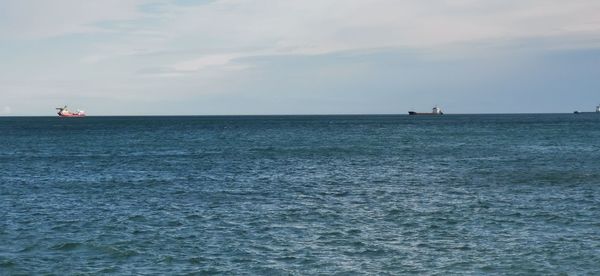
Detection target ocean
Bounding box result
[1,114,599,274]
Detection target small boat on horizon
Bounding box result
[409,106,443,115]
[56,106,86,117]
[573,105,600,114]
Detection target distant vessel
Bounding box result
[409,106,443,115]
[573,105,600,114]
[56,106,86,117]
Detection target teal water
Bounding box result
[1,114,599,274]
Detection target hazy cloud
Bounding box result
[0,0,144,40]
[1,0,599,115]
[2,106,11,114]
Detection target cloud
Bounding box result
[2,106,11,115]
[3,1,600,50]
[171,53,248,72]
[0,0,144,40]
[152,0,600,53]
[5,1,597,70]
[131,0,600,71]
[2,0,600,115]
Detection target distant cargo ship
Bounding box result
[56,106,86,117]
[409,106,443,115]
[573,105,600,114]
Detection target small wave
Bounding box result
[95,266,119,273]
[18,244,39,253]
[97,246,140,259]
[275,256,297,262]
[128,214,146,222]
[188,256,207,264]
[50,242,82,251]
[185,214,202,220]
[0,258,16,268]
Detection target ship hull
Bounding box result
[574,111,599,114]
[56,106,86,117]
[408,111,443,115]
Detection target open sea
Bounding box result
[1,114,599,275]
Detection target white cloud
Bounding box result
[6,1,597,68]
[0,0,144,39]
[171,53,247,72]
[137,0,600,69]
[166,1,600,48]
[3,1,600,50]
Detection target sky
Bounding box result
[1,0,600,115]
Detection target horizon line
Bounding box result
[0,112,592,117]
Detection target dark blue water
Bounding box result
[1,114,599,274]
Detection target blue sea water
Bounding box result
[1,114,599,274]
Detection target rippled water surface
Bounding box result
[1,114,600,274]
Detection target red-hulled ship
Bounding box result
[56,106,86,117]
